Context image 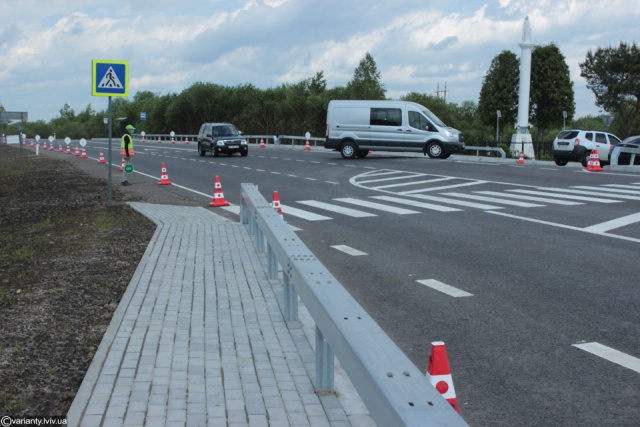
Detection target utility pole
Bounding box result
[435,83,448,102]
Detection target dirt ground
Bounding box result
[0,144,205,417]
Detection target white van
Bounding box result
[324,100,464,159]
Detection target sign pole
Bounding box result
[108,96,113,205]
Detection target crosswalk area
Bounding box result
[281,170,640,221]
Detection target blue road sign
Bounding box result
[92,60,129,97]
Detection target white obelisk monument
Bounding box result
[511,16,535,159]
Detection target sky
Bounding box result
[1,0,638,125]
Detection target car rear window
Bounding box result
[557,131,579,139]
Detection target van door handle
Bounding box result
[397,129,403,132]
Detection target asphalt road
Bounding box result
[88,140,640,426]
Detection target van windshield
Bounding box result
[421,108,446,127]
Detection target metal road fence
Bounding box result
[239,183,469,427]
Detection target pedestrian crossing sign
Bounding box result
[92,60,129,97]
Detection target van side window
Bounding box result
[371,108,402,126]
[409,111,431,130]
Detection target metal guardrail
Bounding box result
[461,146,506,158]
[239,183,468,427]
[277,135,324,147]
[610,145,640,166]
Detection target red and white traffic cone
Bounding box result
[426,341,460,414]
[517,151,525,164]
[209,176,229,207]
[65,145,71,154]
[98,150,106,164]
[259,138,266,148]
[171,136,175,144]
[120,157,125,171]
[585,149,603,172]
[29,140,34,147]
[158,163,172,185]
[49,142,54,151]
[74,145,80,156]
[184,137,189,145]
[304,139,311,151]
[42,141,47,150]
[81,147,88,158]
[58,144,63,152]
[157,137,162,143]
[271,191,284,219]
[141,135,146,143]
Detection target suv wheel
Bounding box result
[241,148,248,157]
[198,143,206,157]
[581,151,591,167]
[554,158,568,166]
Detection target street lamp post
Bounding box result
[496,110,501,146]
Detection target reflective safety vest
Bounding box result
[120,133,135,156]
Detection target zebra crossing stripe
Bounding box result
[399,180,487,195]
[474,191,583,205]
[507,189,622,203]
[280,204,332,221]
[410,194,503,210]
[371,196,462,212]
[333,198,420,214]
[440,192,544,207]
[369,177,455,190]
[296,200,377,217]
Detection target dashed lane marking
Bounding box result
[573,342,640,374]
[416,279,473,297]
[331,245,368,256]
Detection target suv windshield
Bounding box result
[213,125,239,137]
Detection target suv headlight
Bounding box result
[216,140,226,147]
[241,139,247,145]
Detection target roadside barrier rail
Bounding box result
[461,145,506,158]
[239,183,468,427]
[277,135,325,147]
[610,145,640,167]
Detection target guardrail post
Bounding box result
[256,227,265,253]
[267,243,278,280]
[315,326,335,391]
[283,273,298,321]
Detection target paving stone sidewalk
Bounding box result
[66,203,374,427]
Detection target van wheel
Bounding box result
[554,158,568,166]
[199,143,206,156]
[426,142,443,159]
[340,142,357,159]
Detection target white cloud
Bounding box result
[0,0,638,124]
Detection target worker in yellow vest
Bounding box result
[121,124,135,186]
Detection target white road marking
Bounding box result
[573,342,640,374]
[475,191,583,205]
[441,192,544,207]
[370,177,454,189]
[279,204,332,221]
[296,200,377,217]
[546,187,640,201]
[333,198,420,214]
[371,196,462,212]
[416,279,473,297]
[582,212,640,233]
[399,180,487,195]
[507,189,622,203]
[331,245,368,256]
[411,194,503,210]
[488,211,640,243]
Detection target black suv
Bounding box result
[197,123,248,157]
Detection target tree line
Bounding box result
[3,43,640,155]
